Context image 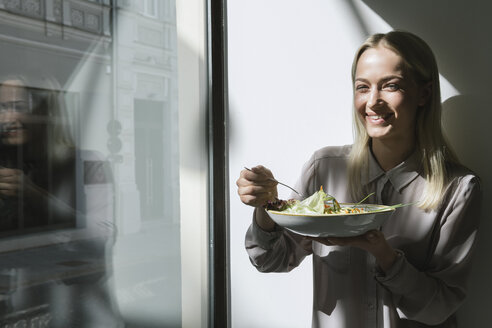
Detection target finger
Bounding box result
[239,192,276,207]
[325,237,352,246]
[329,231,384,249]
[0,182,17,190]
[0,175,21,183]
[241,171,275,185]
[0,185,18,196]
[0,168,20,177]
[237,176,277,189]
[237,173,278,192]
[250,165,266,173]
[238,184,276,197]
[307,236,334,246]
[250,165,276,180]
[363,230,384,245]
[238,185,277,199]
[0,168,21,173]
[0,190,16,197]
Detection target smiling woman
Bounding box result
[349,32,453,210]
[354,48,423,153]
[0,80,33,146]
[0,75,78,231]
[237,30,482,328]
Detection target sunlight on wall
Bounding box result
[352,0,460,101]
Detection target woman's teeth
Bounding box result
[367,113,391,120]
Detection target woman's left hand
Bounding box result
[0,168,37,198]
[309,230,399,272]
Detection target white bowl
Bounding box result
[267,203,395,237]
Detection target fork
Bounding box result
[243,167,304,198]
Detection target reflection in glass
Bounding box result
[0,0,187,326]
[0,77,75,233]
[0,75,122,326]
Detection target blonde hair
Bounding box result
[348,31,458,210]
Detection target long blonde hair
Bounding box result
[348,31,458,210]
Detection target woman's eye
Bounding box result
[384,83,400,91]
[355,85,368,92]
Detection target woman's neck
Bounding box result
[371,137,416,172]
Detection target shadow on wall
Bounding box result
[441,94,492,325]
[358,0,492,326]
[359,0,491,95]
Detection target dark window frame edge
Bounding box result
[207,0,230,327]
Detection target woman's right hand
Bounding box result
[236,165,278,208]
[0,167,37,198]
[237,165,279,231]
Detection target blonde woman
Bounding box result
[0,75,123,326]
[0,76,77,229]
[237,31,481,327]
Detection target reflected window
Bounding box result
[143,0,158,18]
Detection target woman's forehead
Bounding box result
[355,46,405,76]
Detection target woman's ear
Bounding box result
[418,82,432,107]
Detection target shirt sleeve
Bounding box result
[245,208,313,273]
[244,154,317,273]
[375,174,482,325]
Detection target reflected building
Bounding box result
[114,0,180,231]
[0,0,180,231]
[0,0,181,326]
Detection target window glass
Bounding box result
[0,0,208,326]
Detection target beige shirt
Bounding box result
[245,145,482,328]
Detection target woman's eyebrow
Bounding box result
[380,75,404,82]
[354,75,404,83]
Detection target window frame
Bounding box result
[207,0,230,327]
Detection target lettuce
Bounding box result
[280,187,337,214]
[267,188,412,215]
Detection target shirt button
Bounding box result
[367,302,375,310]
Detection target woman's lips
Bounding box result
[366,113,393,124]
[2,127,25,136]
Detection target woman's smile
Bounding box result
[0,81,30,145]
[365,112,394,125]
[354,46,425,145]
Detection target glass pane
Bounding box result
[0,0,208,327]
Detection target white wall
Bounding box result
[228,1,492,327]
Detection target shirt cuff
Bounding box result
[374,249,405,281]
[250,215,284,250]
[374,249,425,296]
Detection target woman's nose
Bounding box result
[366,88,381,108]
[0,109,20,122]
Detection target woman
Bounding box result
[237,31,481,327]
[0,75,123,327]
[0,76,78,230]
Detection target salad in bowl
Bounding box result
[265,187,408,237]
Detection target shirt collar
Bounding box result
[362,149,421,192]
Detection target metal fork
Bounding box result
[244,167,304,198]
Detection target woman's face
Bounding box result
[353,46,428,145]
[0,80,30,145]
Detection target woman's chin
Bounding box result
[1,136,28,146]
[365,126,392,140]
